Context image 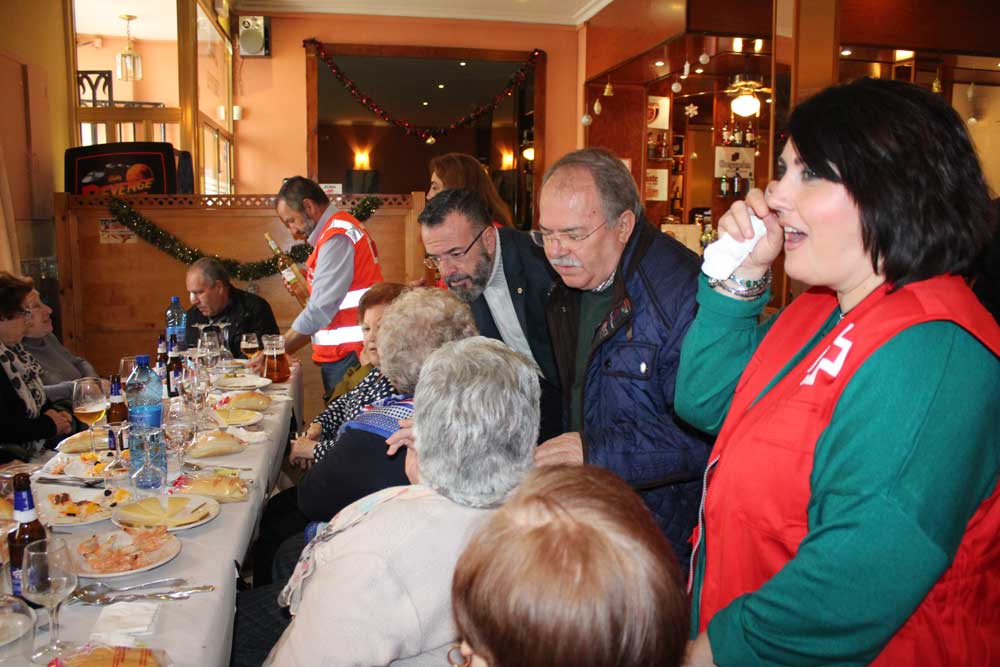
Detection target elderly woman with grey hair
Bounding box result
[296,287,479,522]
[266,336,539,665]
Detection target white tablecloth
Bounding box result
[34,364,302,667]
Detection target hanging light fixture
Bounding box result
[603,77,614,97]
[731,91,761,117]
[115,14,143,81]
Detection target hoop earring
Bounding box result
[447,643,471,667]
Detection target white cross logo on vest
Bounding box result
[801,323,855,386]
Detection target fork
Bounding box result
[36,476,104,488]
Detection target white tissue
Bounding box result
[226,426,268,443]
[702,213,767,280]
[91,601,160,646]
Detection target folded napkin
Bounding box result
[226,426,268,443]
[91,601,160,646]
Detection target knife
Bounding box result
[36,476,104,488]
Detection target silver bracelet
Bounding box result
[708,268,772,298]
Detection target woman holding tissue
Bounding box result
[677,77,1000,667]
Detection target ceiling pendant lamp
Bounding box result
[731,91,761,117]
[115,14,143,81]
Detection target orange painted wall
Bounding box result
[75,37,179,108]
[233,13,580,194]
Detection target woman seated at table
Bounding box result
[0,272,73,461]
[427,152,513,228]
[265,336,537,665]
[296,287,478,522]
[451,465,689,667]
[252,281,406,586]
[678,77,1000,666]
[21,287,102,409]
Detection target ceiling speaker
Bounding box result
[238,16,270,58]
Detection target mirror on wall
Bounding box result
[309,46,542,230]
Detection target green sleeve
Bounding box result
[707,322,1000,667]
[676,275,776,435]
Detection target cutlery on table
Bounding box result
[182,462,253,472]
[70,578,189,604]
[83,585,216,605]
[36,476,104,488]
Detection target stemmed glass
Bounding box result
[199,331,222,370]
[129,429,166,496]
[118,356,138,383]
[181,365,212,430]
[163,401,195,473]
[191,322,212,345]
[216,321,234,363]
[21,537,77,664]
[240,333,260,361]
[0,595,35,663]
[71,378,108,454]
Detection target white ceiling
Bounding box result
[74,0,179,40]
[232,0,613,25]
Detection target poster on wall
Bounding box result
[645,169,669,201]
[99,219,137,244]
[647,96,670,130]
[714,147,755,180]
[64,142,177,196]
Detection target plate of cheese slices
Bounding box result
[112,494,220,531]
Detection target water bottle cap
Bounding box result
[171,296,180,304]
[136,354,150,366]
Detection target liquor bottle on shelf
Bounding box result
[671,133,683,156]
[745,121,756,147]
[657,132,669,160]
[719,175,731,198]
[721,122,731,146]
[732,123,744,147]
[670,187,683,215]
[7,473,47,602]
[731,170,743,197]
[265,233,309,308]
[647,132,657,160]
[166,334,183,398]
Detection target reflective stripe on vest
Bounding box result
[339,287,369,311]
[311,326,364,346]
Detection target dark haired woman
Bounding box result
[427,153,513,228]
[0,272,73,461]
[677,77,1000,666]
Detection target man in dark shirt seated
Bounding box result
[184,257,280,358]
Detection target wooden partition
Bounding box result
[54,192,424,420]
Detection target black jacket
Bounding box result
[185,287,280,358]
[0,368,58,462]
[470,227,563,441]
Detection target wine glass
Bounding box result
[216,321,234,362]
[199,331,222,370]
[71,378,108,454]
[0,594,35,663]
[118,356,138,383]
[181,364,211,428]
[163,402,195,472]
[129,428,166,496]
[21,538,77,664]
[240,333,260,361]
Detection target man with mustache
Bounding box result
[535,147,711,569]
[275,177,383,393]
[418,188,562,440]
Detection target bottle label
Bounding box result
[130,404,163,429]
[12,489,36,523]
[281,268,299,285]
[10,568,23,597]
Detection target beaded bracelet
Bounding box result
[707,268,772,298]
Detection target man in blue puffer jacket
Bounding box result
[534,147,712,568]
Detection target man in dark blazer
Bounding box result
[418,188,562,440]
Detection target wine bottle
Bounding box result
[265,233,309,308]
[719,175,731,198]
[166,335,183,398]
[721,122,730,146]
[8,474,47,602]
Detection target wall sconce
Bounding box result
[501,151,515,170]
[731,92,761,117]
[115,14,143,81]
[354,151,371,170]
[521,145,535,161]
[232,106,243,121]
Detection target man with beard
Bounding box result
[417,188,561,439]
[533,148,712,570]
[275,177,383,393]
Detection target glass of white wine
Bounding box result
[21,538,77,664]
[0,595,35,664]
[71,378,108,454]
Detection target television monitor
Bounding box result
[64,142,177,195]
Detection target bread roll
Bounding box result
[187,430,246,458]
[226,391,271,411]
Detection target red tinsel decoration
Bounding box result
[303,39,542,143]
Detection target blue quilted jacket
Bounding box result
[546,219,713,566]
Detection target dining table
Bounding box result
[28,362,304,667]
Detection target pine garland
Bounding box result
[107,195,382,282]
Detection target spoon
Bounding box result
[71,577,189,604]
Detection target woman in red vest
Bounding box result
[677,77,1000,666]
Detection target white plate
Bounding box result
[112,494,221,532]
[212,409,264,427]
[68,529,182,579]
[39,451,119,479]
[213,375,272,390]
[35,487,131,526]
[57,429,112,453]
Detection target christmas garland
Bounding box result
[107,195,382,282]
[304,38,542,144]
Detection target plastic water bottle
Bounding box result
[166,296,187,350]
[125,354,163,428]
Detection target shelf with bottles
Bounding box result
[718,115,759,149]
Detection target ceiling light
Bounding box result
[695,67,704,74]
[426,136,436,145]
[654,60,665,67]
[459,61,467,66]
[894,49,914,61]
[753,39,763,53]
[521,146,535,161]
[115,14,142,81]
[731,92,760,117]
[437,83,445,89]
[422,101,429,106]
[733,38,743,53]
[765,98,773,104]
[840,48,853,56]
[699,52,710,65]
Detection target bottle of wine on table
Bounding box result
[265,233,309,307]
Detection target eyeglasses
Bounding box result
[529,221,607,248]
[424,225,489,270]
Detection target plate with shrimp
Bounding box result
[69,526,182,578]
